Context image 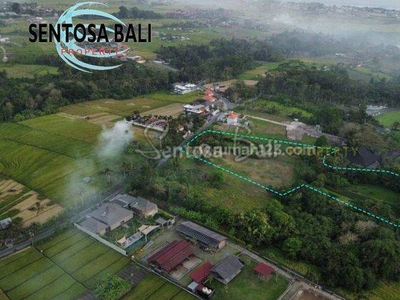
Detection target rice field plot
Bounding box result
[60,98,167,117]
[56,242,109,273]
[143,103,185,117]
[21,114,102,144]
[41,229,130,287]
[72,249,124,284]
[60,92,196,120]
[124,273,195,300]
[0,229,130,300]
[0,289,9,300]
[0,122,94,158]
[24,274,79,300]
[84,257,129,288]
[123,272,195,300]
[42,231,89,257]
[0,138,76,203]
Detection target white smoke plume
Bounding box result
[97,120,134,158]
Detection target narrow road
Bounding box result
[0,227,57,259]
[0,46,7,62]
[245,115,289,128]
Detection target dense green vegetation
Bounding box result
[157,38,283,81]
[115,6,164,19]
[95,274,131,300]
[0,61,175,121]
[125,131,400,295]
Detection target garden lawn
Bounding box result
[209,255,288,300]
[376,110,400,128]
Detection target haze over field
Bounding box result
[280,0,400,10]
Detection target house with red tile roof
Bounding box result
[147,240,194,273]
[202,95,216,102]
[227,111,238,126]
[254,262,274,281]
[190,261,214,283]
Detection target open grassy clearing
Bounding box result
[209,255,288,300]
[347,66,392,82]
[376,110,400,128]
[211,154,296,190]
[365,281,400,300]
[0,229,130,300]
[142,103,185,117]
[329,184,400,215]
[0,64,58,78]
[179,158,273,213]
[236,108,292,123]
[238,62,281,80]
[123,272,195,300]
[249,100,313,120]
[247,118,287,138]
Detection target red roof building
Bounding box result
[254,263,274,281]
[147,240,193,272]
[202,95,216,102]
[190,261,214,283]
[204,89,214,96]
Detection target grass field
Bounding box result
[0,229,130,300]
[0,64,59,78]
[60,91,200,118]
[212,155,295,190]
[376,110,400,128]
[248,118,287,138]
[238,62,281,80]
[334,184,400,215]
[210,255,288,300]
[249,100,313,120]
[236,108,291,123]
[347,66,392,82]
[365,281,400,300]
[123,273,195,300]
[179,158,274,213]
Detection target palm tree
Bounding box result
[33,201,44,216]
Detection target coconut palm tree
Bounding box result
[34,201,44,216]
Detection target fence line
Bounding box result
[74,223,127,256]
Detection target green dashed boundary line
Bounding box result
[180,129,400,228]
